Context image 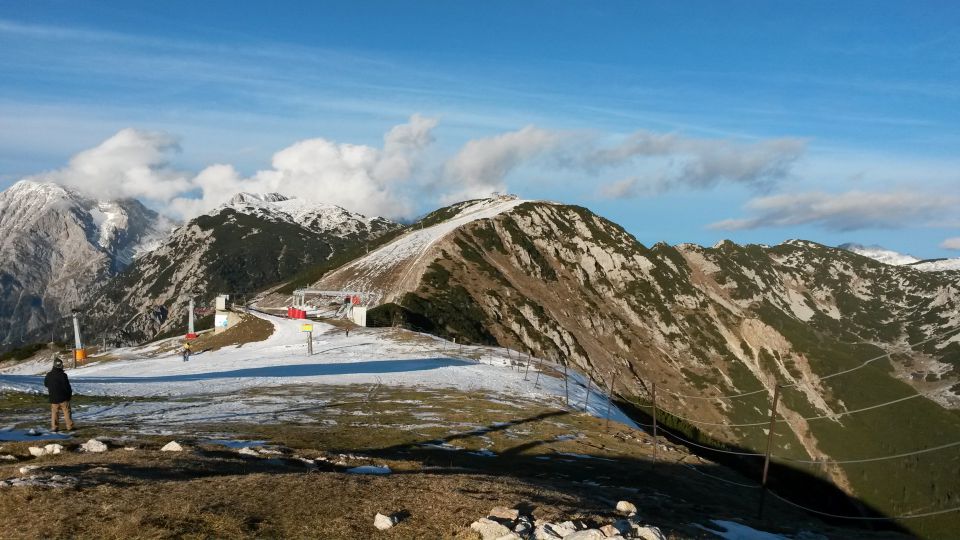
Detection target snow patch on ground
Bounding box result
[0,311,637,431]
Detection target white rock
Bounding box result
[489,506,520,521]
[19,465,39,475]
[160,441,183,452]
[123,447,136,451]
[1,454,17,461]
[471,517,512,540]
[238,447,259,456]
[566,530,605,540]
[533,525,564,539]
[80,439,108,453]
[600,524,619,537]
[28,447,44,457]
[495,534,521,540]
[633,525,666,540]
[615,500,637,516]
[535,522,577,538]
[44,444,63,455]
[373,513,396,530]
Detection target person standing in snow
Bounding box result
[44,356,74,432]
[182,341,192,362]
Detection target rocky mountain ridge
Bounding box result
[286,198,959,538]
[0,180,171,346]
[78,193,401,344]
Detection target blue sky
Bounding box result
[2,1,960,257]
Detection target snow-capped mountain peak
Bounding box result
[215,192,398,238]
[839,243,921,266]
[840,242,960,271]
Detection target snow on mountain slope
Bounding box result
[911,258,960,272]
[840,242,960,271]
[81,192,402,345]
[221,192,397,239]
[0,180,171,346]
[0,310,636,428]
[312,195,530,304]
[839,243,921,265]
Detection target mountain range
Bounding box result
[1,182,958,537]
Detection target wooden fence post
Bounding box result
[604,368,619,432]
[758,384,782,519]
[652,382,658,466]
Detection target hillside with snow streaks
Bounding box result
[223,192,397,239]
[312,195,529,304]
[80,192,400,345]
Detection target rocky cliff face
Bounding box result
[81,193,400,344]
[0,181,171,347]
[326,198,959,536]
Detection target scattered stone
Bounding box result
[160,441,183,452]
[615,500,637,516]
[513,520,533,535]
[566,530,605,540]
[533,524,563,539]
[373,513,396,530]
[535,521,577,538]
[0,455,16,461]
[346,465,391,475]
[88,466,111,473]
[633,525,666,540]
[470,517,512,540]
[123,447,136,451]
[28,444,63,457]
[79,439,108,453]
[238,447,259,456]
[488,506,520,521]
[19,465,39,475]
[600,524,620,537]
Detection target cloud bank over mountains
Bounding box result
[23,116,817,222]
[710,191,960,231]
[20,115,958,246]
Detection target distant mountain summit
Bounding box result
[221,192,397,239]
[0,180,172,346]
[840,242,960,271]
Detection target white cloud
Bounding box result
[440,126,566,202]
[710,191,960,231]
[591,131,806,198]
[941,237,960,250]
[28,128,191,203]
[38,116,439,221]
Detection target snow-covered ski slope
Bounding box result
[0,310,636,428]
[313,195,530,305]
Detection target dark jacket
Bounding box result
[44,368,72,404]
